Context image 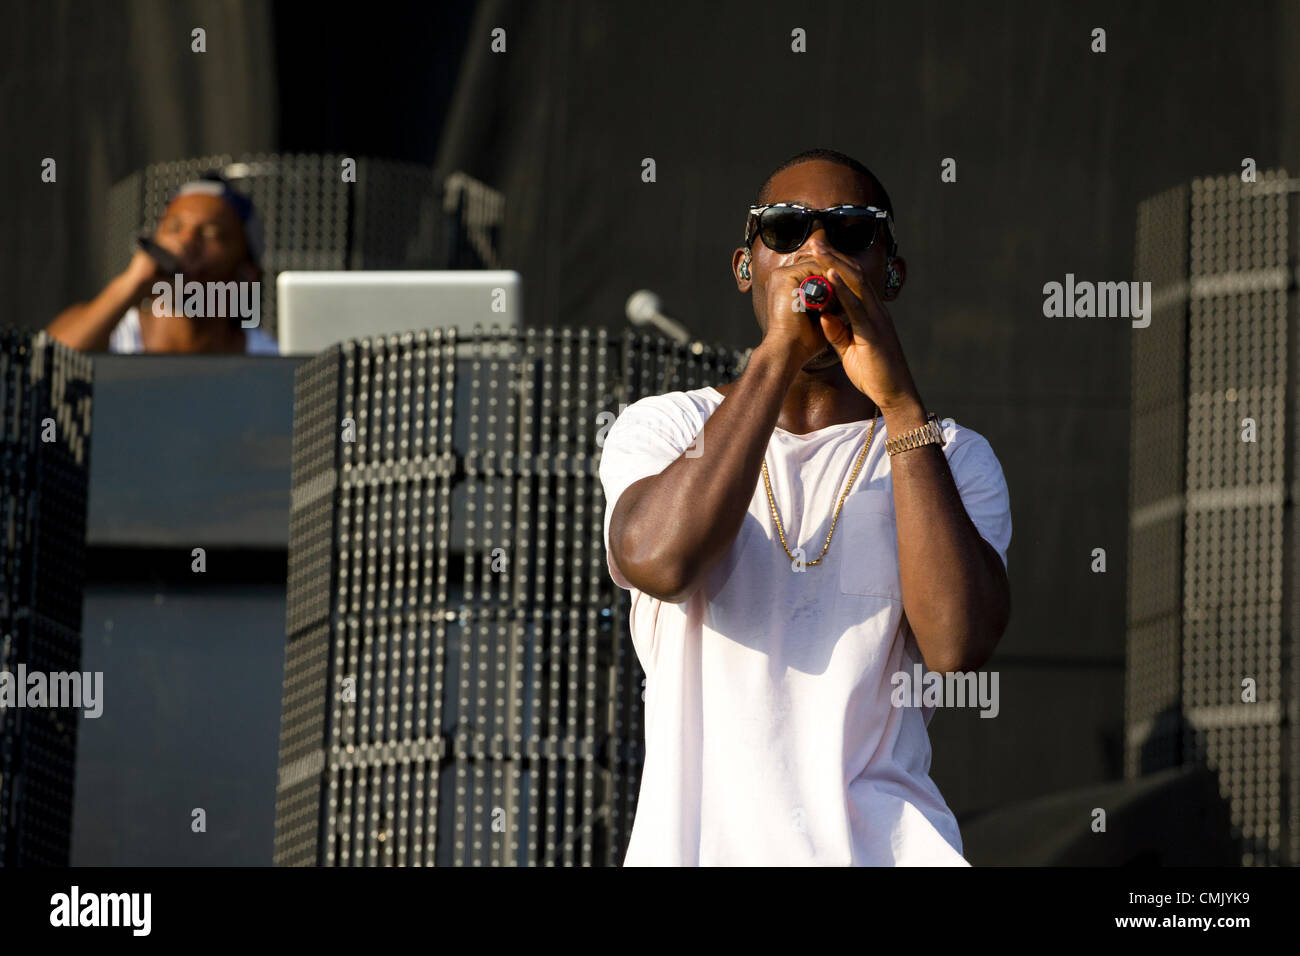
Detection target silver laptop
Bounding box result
[276,270,523,355]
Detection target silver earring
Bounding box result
[885,257,900,291]
[739,252,751,280]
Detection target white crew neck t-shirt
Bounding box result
[598,385,1011,866]
[109,306,280,354]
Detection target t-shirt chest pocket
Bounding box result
[836,489,902,602]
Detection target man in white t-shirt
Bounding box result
[47,173,279,355]
[599,148,1011,866]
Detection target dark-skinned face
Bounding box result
[735,159,894,372]
[152,193,254,284]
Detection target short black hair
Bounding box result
[751,147,897,255]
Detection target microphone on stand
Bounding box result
[626,290,712,392]
[625,289,692,345]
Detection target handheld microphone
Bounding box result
[137,235,182,275]
[798,275,834,311]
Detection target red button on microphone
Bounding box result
[799,275,834,311]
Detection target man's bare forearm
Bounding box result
[612,338,803,601]
[46,272,145,352]
[883,399,1010,672]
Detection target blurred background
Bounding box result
[3,0,1299,865]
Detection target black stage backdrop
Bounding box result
[5,0,1300,832]
[3,0,277,336]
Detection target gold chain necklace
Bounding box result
[760,411,879,566]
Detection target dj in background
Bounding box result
[46,173,279,355]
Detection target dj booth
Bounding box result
[66,330,744,866]
[73,352,303,865]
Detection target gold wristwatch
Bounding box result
[885,412,946,456]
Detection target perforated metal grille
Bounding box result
[0,331,92,867]
[274,326,742,865]
[1127,170,1296,866]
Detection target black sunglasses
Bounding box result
[744,203,897,256]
